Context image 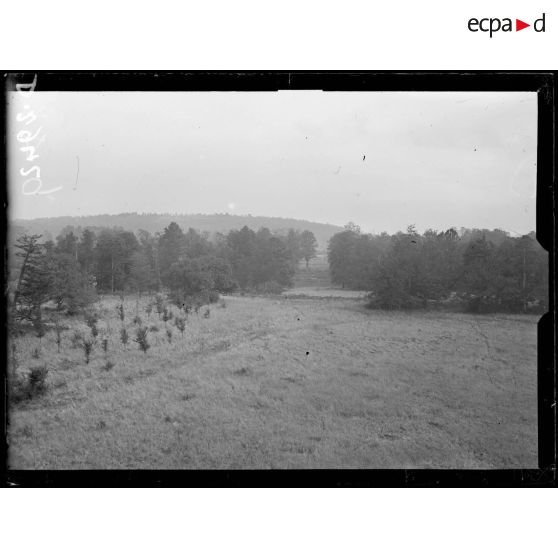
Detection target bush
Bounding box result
[134,327,150,353]
[174,316,186,337]
[102,360,115,372]
[206,290,220,304]
[71,331,83,348]
[66,283,98,315]
[174,290,220,311]
[85,314,99,329]
[9,373,28,404]
[83,339,94,364]
[55,322,63,352]
[116,303,125,322]
[10,364,49,403]
[120,327,129,346]
[28,364,49,394]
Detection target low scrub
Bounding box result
[134,327,150,353]
[10,364,49,404]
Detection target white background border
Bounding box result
[2,0,555,553]
[0,0,556,69]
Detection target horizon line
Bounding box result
[8,210,534,238]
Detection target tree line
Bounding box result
[9,223,318,323]
[328,223,548,313]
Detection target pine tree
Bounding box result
[13,234,43,310]
[299,230,318,269]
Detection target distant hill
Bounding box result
[11,213,344,251]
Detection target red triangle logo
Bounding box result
[516,19,530,31]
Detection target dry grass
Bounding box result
[7,293,538,469]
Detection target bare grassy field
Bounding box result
[7,293,538,469]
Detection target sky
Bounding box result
[8,89,537,234]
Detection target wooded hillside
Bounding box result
[11,213,343,251]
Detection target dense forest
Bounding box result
[9,223,318,324]
[328,223,548,313]
[8,218,548,330]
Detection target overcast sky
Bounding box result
[8,90,537,234]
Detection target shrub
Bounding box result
[149,324,159,332]
[83,339,94,364]
[134,327,150,353]
[71,331,83,349]
[192,290,219,306]
[10,364,49,403]
[102,360,115,372]
[85,314,99,329]
[65,281,98,315]
[120,327,129,346]
[206,290,220,304]
[55,322,63,352]
[28,364,49,395]
[116,303,125,322]
[9,373,28,404]
[87,319,99,338]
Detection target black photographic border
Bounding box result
[1,71,555,487]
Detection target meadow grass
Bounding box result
[7,293,538,469]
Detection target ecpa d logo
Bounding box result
[468,13,546,37]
